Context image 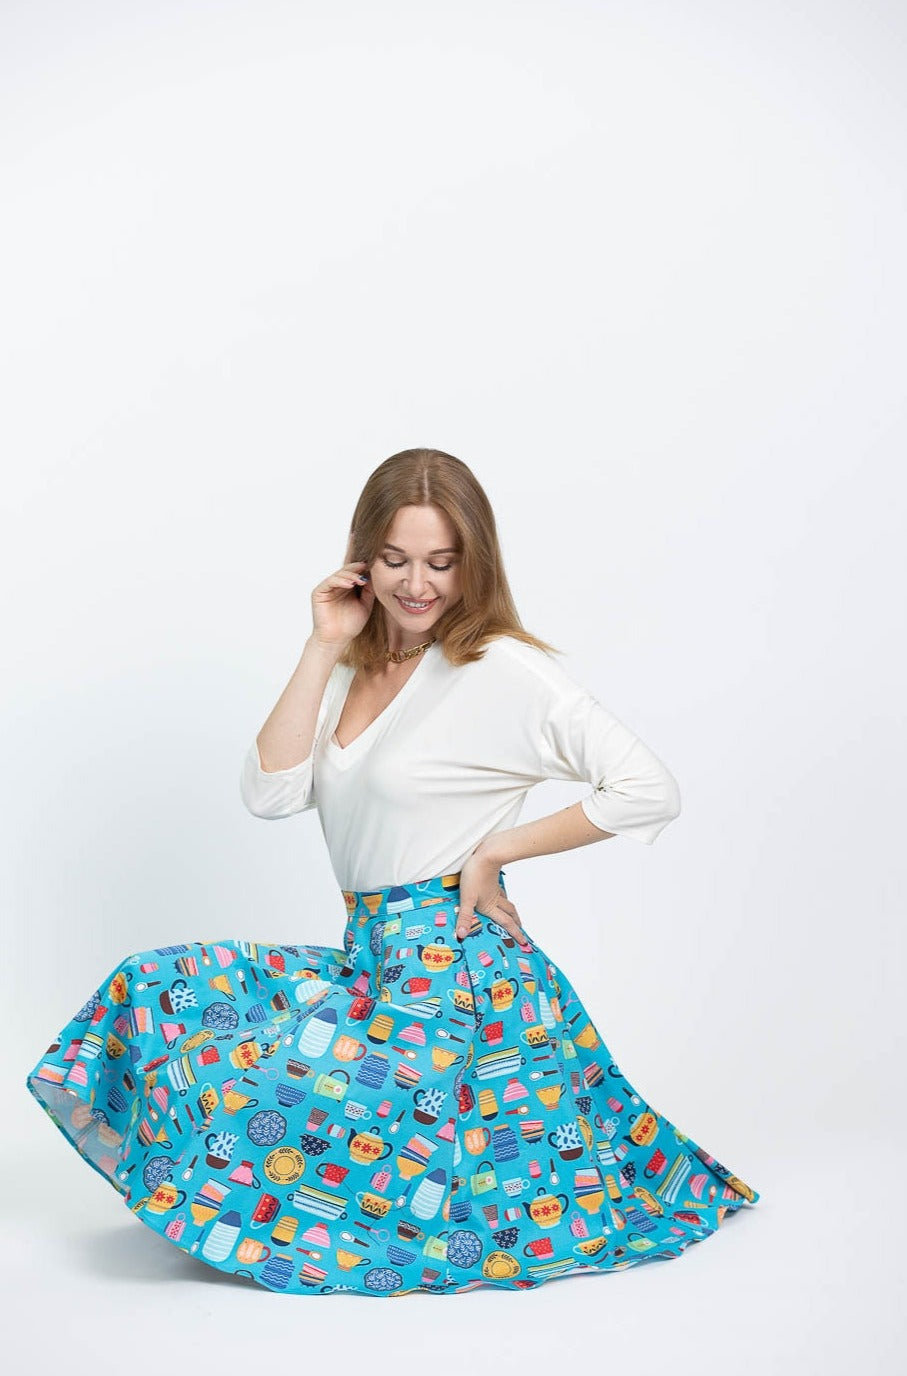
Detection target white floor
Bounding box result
[4,1135,899,1376]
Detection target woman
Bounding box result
[26,448,759,1296]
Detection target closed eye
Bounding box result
[382,557,453,572]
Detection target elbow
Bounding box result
[239,775,315,819]
[240,792,281,820]
[650,770,682,836]
[239,790,311,820]
[635,770,682,845]
[239,778,279,819]
[663,770,682,822]
[238,741,315,819]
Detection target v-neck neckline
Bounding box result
[327,640,438,763]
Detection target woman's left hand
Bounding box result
[455,850,526,943]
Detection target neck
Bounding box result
[383,633,435,661]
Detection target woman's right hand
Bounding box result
[309,533,375,650]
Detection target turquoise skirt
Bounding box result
[25,868,759,1296]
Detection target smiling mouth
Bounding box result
[395,596,438,611]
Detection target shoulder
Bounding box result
[479,634,554,674]
[471,634,583,702]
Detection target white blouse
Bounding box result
[240,635,681,892]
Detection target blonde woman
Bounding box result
[26,447,759,1296]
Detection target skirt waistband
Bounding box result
[341,868,507,923]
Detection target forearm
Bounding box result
[255,635,341,773]
[474,801,615,868]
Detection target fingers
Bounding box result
[455,903,526,945]
[496,900,524,934]
[318,564,371,595]
[494,896,526,945]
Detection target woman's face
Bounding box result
[369,504,463,649]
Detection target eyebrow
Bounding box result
[382,543,461,556]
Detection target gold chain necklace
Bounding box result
[383,635,436,663]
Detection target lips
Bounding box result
[395,595,437,612]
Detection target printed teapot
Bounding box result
[417,939,464,974]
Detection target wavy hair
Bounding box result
[341,447,561,671]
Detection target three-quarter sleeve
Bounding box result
[530,657,682,844]
[239,666,338,819]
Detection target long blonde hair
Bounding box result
[341,447,561,671]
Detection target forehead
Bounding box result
[383,504,460,550]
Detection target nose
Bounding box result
[402,574,434,598]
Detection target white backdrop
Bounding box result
[2,0,904,1370]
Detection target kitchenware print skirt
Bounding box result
[25,867,759,1296]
